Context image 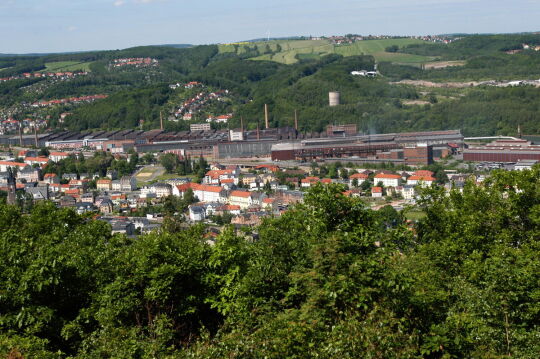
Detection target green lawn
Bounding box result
[246,38,433,65]
[39,61,93,72]
[403,210,426,221]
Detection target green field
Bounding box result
[40,61,93,72]
[223,38,434,65]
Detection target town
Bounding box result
[1,117,537,238]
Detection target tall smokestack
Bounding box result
[257,119,260,141]
[294,109,298,131]
[240,116,244,133]
[264,104,269,129]
[160,111,164,131]
[34,123,38,148]
[19,121,23,147]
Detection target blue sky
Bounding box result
[1,0,539,53]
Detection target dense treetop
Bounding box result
[3,167,540,357]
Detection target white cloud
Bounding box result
[67,26,77,32]
[113,0,126,6]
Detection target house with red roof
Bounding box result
[371,186,383,198]
[49,152,70,162]
[301,176,321,188]
[407,175,436,187]
[24,157,50,166]
[43,173,59,184]
[349,172,369,187]
[0,161,28,172]
[229,190,254,209]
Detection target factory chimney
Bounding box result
[264,104,269,129]
[34,123,38,148]
[19,121,23,147]
[294,109,298,131]
[160,111,164,131]
[256,119,260,141]
[240,116,244,133]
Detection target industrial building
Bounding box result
[0,126,463,164]
[271,130,463,164]
[464,139,540,162]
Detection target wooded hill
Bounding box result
[2,33,540,136]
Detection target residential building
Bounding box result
[97,179,112,191]
[0,161,28,172]
[111,180,122,191]
[24,157,50,166]
[25,186,49,201]
[43,173,59,184]
[189,205,206,222]
[349,172,369,187]
[229,190,253,209]
[120,176,137,191]
[374,173,401,187]
[18,166,40,183]
[371,186,383,198]
[49,151,70,162]
[407,175,436,187]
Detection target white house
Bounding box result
[228,190,253,209]
[374,173,401,187]
[407,175,435,187]
[349,172,369,187]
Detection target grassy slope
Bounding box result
[224,38,434,64]
[39,61,93,72]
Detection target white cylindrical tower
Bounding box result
[329,91,340,106]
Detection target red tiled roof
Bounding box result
[372,186,383,193]
[25,157,49,163]
[413,170,434,177]
[374,173,401,179]
[0,161,27,168]
[408,175,436,182]
[230,190,251,198]
[350,173,369,179]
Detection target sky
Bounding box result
[1,0,539,53]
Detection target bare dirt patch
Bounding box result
[423,60,466,69]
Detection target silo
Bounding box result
[329,91,340,106]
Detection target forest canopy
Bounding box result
[2,167,540,358]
